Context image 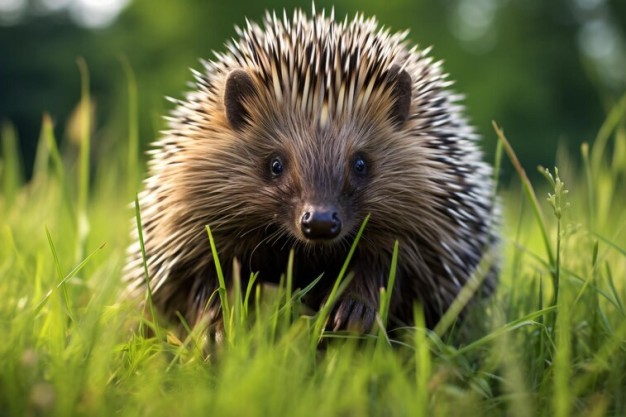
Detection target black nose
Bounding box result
[300,207,342,240]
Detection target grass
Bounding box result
[1,70,626,416]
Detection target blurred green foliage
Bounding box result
[1,0,625,179]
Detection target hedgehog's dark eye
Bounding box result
[270,157,284,177]
[353,155,367,177]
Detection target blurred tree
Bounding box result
[0,0,624,179]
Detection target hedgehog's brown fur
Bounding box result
[124,8,499,333]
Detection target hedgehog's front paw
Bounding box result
[328,298,377,333]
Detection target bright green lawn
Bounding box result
[1,76,625,416]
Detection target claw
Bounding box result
[329,298,376,333]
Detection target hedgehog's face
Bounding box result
[260,139,372,245]
[222,67,412,246]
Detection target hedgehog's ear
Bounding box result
[224,69,257,131]
[387,65,412,128]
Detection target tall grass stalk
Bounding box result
[590,91,626,174]
[492,121,556,270]
[120,56,139,195]
[538,167,571,417]
[135,196,162,340]
[378,240,399,333]
[582,143,595,232]
[539,167,568,305]
[206,225,230,341]
[312,214,369,343]
[76,58,91,262]
[1,122,22,207]
[413,308,431,417]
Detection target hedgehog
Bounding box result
[124,8,499,334]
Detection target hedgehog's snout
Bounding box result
[300,205,342,240]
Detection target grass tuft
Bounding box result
[0,82,625,416]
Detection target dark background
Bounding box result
[1,0,625,179]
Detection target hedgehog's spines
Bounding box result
[127,8,499,332]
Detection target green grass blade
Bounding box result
[313,214,369,340]
[1,122,23,207]
[33,240,106,316]
[295,273,324,300]
[455,306,556,355]
[76,57,91,262]
[43,227,75,322]
[243,271,259,317]
[492,121,555,269]
[413,307,431,417]
[434,247,497,337]
[41,114,77,225]
[134,196,162,340]
[32,116,51,184]
[594,232,626,258]
[581,143,595,232]
[604,263,625,315]
[590,91,626,173]
[378,240,399,332]
[206,224,230,340]
[552,288,572,417]
[120,55,139,195]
